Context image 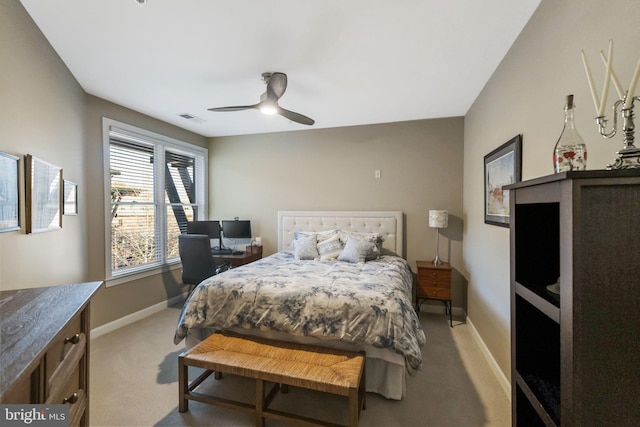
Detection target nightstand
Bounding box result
[416,261,453,327]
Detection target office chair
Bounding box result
[178,234,230,294]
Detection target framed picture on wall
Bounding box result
[0,151,20,233]
[63,180,78,215]
[25,154,63,233]
[484,134,522,227]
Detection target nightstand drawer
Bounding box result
[419,286,451,300]
[418,268,452,281]
[418,277,451,289]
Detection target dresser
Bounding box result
[415,261,453,327]
[0,281,102,427]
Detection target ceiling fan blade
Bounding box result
[266,72,287,100]
[208,104,258,112]
[277,106,315,125]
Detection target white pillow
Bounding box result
[293,234,319,260]
[317,234,344,261]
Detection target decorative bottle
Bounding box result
[553,94,587,172]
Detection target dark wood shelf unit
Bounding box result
[508,170,640,426]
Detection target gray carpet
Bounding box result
[90,305,510,426]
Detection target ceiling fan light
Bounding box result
[260,105,277,115]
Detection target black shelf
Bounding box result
[513,202,560,308]
[515,283,559,323]
[515,375,557,427]
[514,294,560,424]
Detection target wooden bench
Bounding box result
[179,332,366,427]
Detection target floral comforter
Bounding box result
[174,251,426,373]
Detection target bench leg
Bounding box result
[256,379,265,427]
[178,355,188,413]
[361,360,366,411]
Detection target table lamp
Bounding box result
[429,210,448,265]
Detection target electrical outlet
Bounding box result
[375,170,381,178]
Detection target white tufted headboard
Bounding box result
[278,211,404,257]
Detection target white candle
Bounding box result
[600,51,624,100]
[581,50,600,115]
[624,55,640,109]
[598,40,613,117]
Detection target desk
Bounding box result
[213,245,262,268]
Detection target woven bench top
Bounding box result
[183,332,365,396]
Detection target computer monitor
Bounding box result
[221,220,251,239]
[186,220,221,239]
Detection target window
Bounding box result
[104,119,207,282]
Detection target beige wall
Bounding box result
[464,0,640,381]
[0,0,87,289]
[0,0,208,329]
[209,118,466,309]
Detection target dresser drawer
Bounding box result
[46,332,85,403]
[45,312,83,381]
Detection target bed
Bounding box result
[174,211,425,400]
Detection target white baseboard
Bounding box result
[466,316,511,400]
[91,293,186,340]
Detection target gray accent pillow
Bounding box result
[337,237,376,263]
[293,234,319,260]
[337,230,383,260]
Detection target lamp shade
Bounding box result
[429,210,449,228]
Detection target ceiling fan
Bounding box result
[208,72,315,126]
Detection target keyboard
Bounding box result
[231,251,244,256]
[211,248,232,255]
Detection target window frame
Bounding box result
[103,118,208,286]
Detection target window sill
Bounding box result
[106,260,181,288]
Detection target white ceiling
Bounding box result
[20,0,541,138]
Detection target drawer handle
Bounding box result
[65,334,80,345]
[63,393,78,404]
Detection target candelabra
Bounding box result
[582,39,640,170]
[595,94,640,169]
